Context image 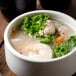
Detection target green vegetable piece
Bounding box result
[40,37,51,44]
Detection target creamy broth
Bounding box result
[11,31,40,53]
[10,31,53,60]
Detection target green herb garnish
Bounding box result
[21,14,50,37]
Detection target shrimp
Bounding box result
[54,35,65,45]
[21,43,53,60]
[43,20,55,36]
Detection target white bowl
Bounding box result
[4,10,76,76]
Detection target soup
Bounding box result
[10,14,76,60]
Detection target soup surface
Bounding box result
[10,14,76,60]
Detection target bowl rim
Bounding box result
[4,10,76,63]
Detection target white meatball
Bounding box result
[21,43,53,60]
[43,20,55,36]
